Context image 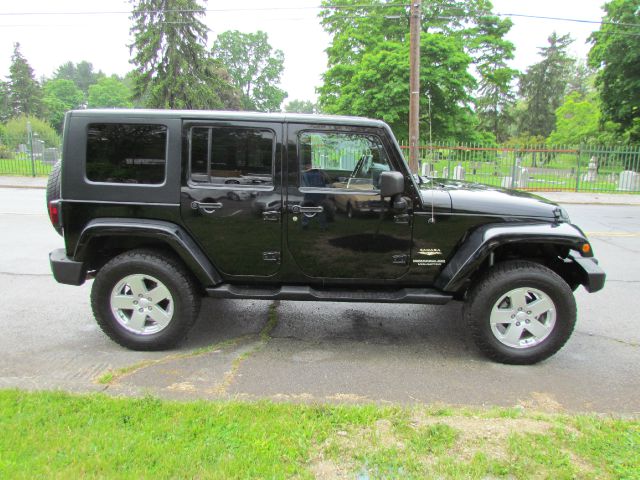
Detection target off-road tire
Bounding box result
[46,160,62,235]
[91,249,201,351]
[464,260,576,365]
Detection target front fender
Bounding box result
[75,218,222,287]
[434,222,592,293]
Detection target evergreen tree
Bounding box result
[129,0,240,109]
[517,33,575,138]
[53,61,104,95]
[0,81,10,122]
[7,43,43,117]
[471,16,518,142]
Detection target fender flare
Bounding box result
[434,222,591,293]
[74,218,222,287]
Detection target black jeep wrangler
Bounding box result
[47,109,605,364]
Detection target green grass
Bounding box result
[0,157,54,176]
[1,390,638,479]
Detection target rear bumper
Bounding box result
[49,248,86,286]
[571,253,606,293]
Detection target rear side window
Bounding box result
[86,123,167,184]
[189,127,274,186]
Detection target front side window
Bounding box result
[298,132,392,190]
[86,123,167,184]
[190,127,274,186]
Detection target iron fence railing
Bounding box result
[399,142,640,193]
[2,129,639,194]
[0,131,62,177]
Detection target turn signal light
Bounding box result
[582,243,591,254]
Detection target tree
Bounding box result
[0,81,10,122]
[285,99,318,114]
[471,16,519,142]
[588,0,640,142]
[212,30,287,112]
[2,115,60,150]
[7,43,43,117]
[42,79,84,131]
[322,33,478,142]
[548,92,600,145]
[53,61,104,95]
[517,33,575,138]
[318,0,515,142]
[88,76,134,108]
[129,0,240,109]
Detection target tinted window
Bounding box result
[190,127,274,186]
[298,132,392,190]
[86,123,167,184]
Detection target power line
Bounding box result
[0,5,637,32]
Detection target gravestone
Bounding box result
[618,171,640,192]
[453,164,465,180]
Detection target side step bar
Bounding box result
[205,284,453,305]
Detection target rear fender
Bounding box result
[75,218,222,287]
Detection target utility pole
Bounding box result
[408,0,421,174]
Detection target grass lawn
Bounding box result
[0,390,638,479]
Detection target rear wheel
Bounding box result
[464,261,576,364]
[91,249,201,350]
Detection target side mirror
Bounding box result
[379,171,405,197]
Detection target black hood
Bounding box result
[419,179,559,219]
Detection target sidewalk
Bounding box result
[1,175,639,205]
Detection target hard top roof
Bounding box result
[69,109,387,128]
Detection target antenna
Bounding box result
[427,93,435,224]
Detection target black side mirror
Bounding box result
[379,171,404,197]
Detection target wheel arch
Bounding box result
[434,222,595,294]
[75,218,222,288]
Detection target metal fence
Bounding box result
[400,142,640,193]
[2,128,639,194]
[0,130,61,177]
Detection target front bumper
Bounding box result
[570,253,606,293]
[49,248,86,286]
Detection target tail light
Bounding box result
[48,200,61,228]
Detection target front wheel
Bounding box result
[464,261,576,365]
[91,249,201,350]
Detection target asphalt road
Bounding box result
[1,188,638,414]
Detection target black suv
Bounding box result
[47,109,605,364]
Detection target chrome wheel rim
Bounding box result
[490,287,556,349]
[110,274,174,335]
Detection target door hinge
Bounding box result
[392,254,409,265]
[263,251,281,263]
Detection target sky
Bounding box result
[0,0,607,103]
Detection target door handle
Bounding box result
[262,210,280,222]
[291,205,324,214]
[191,201,223,214]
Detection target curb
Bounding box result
[0,184,46,190]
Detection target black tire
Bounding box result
[464,260,576,365]
[46,160,62,235]
[346,203,354,219]
[91,249,201,351]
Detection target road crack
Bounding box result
[211,301,280,395]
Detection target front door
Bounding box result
[181,121,282,278]
[286,125,413,281]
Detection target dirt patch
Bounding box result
[412,414,552,462]
[519,392,565,413]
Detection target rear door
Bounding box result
[180,120,283,278]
